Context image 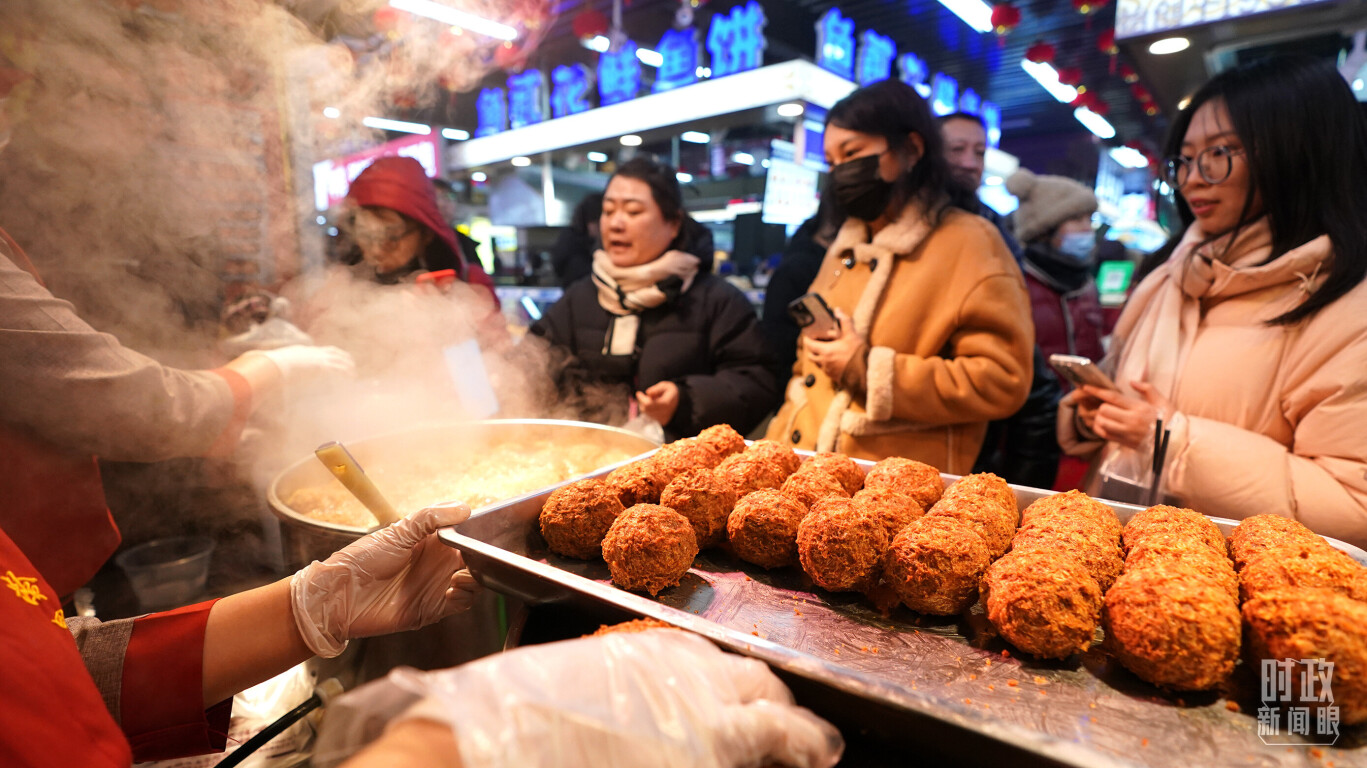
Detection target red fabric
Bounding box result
[1025,272,1109,377]
[122,599,230,762]
[0,528,131,768]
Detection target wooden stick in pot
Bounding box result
[315,441,400,527]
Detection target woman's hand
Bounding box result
[1084,381,1175,450]
[636,381,680,426]
[805,309,864,384]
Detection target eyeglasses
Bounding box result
[1161,145,1245,189]
[353,220,419,250]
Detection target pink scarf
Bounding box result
[591,249,700,356]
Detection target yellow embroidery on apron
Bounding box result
[2,570,47,606]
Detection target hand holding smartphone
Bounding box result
[787,293,841,340]
[1048,354,1117,391]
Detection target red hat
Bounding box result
[346,156,467,278]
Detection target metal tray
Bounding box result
[439,457,1367,768]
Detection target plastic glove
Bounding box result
[291,501,481,658]
[313,629,844,768]
[252,344,356,393]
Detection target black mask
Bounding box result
[829,154,894,222]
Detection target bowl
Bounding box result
[114,536,215,610]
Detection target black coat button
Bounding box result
[842,254,856,269]
[804,374,816,387]
[869,258,879,271]
[791,430,802,444]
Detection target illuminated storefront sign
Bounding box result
[599,40,643,105]
[654,27,700,92]
[550,64,592,118]
[475,88,507,136]
[706,0,767,77]
[855,30,896,85]
[816,8,856,80]
[930,72,958,116]
[898,52,930,97]
[1114,0,1332,39]
[507,70,546,128]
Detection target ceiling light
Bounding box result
[1355,79,1364,91]
[323,107,341,119]
[760,159,771,168]
[1148,37,1190,55]
[681,131,711,143]
[1074,107,1116,139]
[620,134,643,146]
[442,128,470,141]
[363,116,432,135]
[586,151,609,162]
[937,0,993,34]
[636,48,664,68]
[388,0,517,41]
[676,172,694,183]
[984,175,1003,186]
[1109,146,1150,169]
[1020,60,1078,104]
[1177,96,1191,110]
[731,152,755,165]
[776,102,804,117]
[471,171,488,182]
[585,36,610,53]
[696,66,712,78]
[316,215,328,225]
[511,156,532,167]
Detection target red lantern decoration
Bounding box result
[572,9,610,40]
[1119,63,1139,83]
[493,40,527,70]
[1144,103,1160,117]
[1072,0,1108,14]
[1097,29,1117,55]
[1130,83,1152,103]
[1056,66,1084,87]
[1025,41,1057,64]
[990,3,1022,36]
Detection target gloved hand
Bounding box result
[313,630,844,768]
[291,502,481,658]
[251,344,355,392]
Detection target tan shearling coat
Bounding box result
[766,201,1034,472]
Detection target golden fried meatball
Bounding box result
[588,618,676,637]
[1228,514,1325,571]
[660,469,736,549]
[602,504,699,596]
[1243,588,1367,725]
[539,478,626,559]
[1013,516,1124,592]
[1020,490,1121,545]
[796,498,889,592]
[863,457,945,508]
[727,489,808,569]
[780,466,850,511]
[605,459,668,507]
[803,452,865,495]
[1103,570,1240,691]
[1121,505,1224,557]
[883,515,990,615]
[981,550,1103,659]
[743,439,802,478]
[696,423,747,459]
[852,487,924,542]
[715,453,787,498]
[927,494,1017,559]
[1123,538,1239,601]
[653,438,723,480]
[1237,543,1367,603]
[942,473,1018,518]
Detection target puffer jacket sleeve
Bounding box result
[670,282,781,437]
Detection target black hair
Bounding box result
[824,79,980,227]
[607,156,706,255]
[1159,54,1367,325]
[939,111,986,129]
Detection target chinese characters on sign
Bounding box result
[598,40,643,105]
[816,8,856,80]
[1258,658,1340,746]
[855,30,896,85]
[476,88,508,137]
[898,52,930,98]
[654,27,700,92]
[930,72,959,116]
[507,70,547,129]
[706,0,767,78]
[550,64,593,118]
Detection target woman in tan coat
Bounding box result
[1060,56,1367,550]
[766,80,1033,471]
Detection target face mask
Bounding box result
[829,153,894,222]
[1057,231,1095,262]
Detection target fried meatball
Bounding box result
[715,453,787,498]
[863,457,945,509]
[1124,539,1239,601]
[1237,543,1367,603]
[942,473,1018,519]
[653,438,723,480]
[605,459,668,507]
[1243,588,1367,725]
[981,550,1103,659]
[1228,514,1325,571]
[696,423,747,459]
[1020,490,1121,545]
[780,466,850,511]
[803,452,866,495]
[660,469,736,549]
[797,498,889,592]
[1103,569,1241,691]
[1120,504,1224,557]
[539,478,626,559]
[727,489,808,569]
[1013,516,1124,592]
[883,515,990,615]
[927,494,1017,559]
[589,617,676,637]
[852,487,924,542]
[743,439,802,478]
[602,504,699,596]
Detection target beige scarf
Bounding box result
[591,249,700,356]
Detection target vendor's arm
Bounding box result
[866,273,1034,426]
[341,719,463,768]
[671,283,781,436]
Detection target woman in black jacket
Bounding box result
[531,157,779,441]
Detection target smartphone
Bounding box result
[1049,354,1117,391]
[788,293,841,339]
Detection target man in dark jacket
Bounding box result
[939,112,1023,266]
[759,207,829,386]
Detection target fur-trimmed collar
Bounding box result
[828,196,943,258]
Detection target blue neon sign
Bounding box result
[856,30,896,85]
[598,40,642,106]
[896,52,930,98]
[957,88,981,116]
[707,0,767,77]
[654,27,700,92]
[550,64,593,119]
[507,70,546,129]
[981,101,1001,148]
[475,88,507,137]
[930,72,958,116]
[815,8,855,80]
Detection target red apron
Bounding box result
[0,527,132,768]
[0,229,120,597]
